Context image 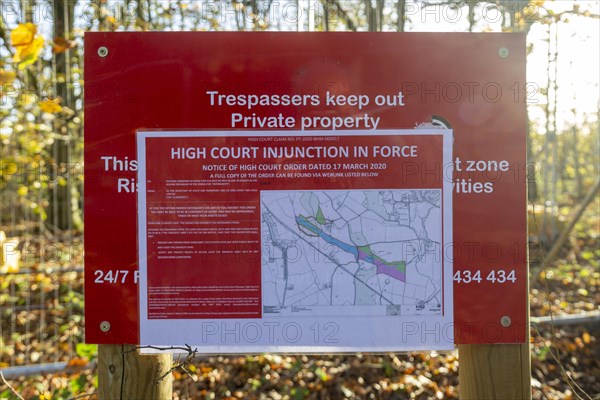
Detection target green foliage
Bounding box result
[291,387,310,400]
[75,343,98,361]
[532,344,550,361]
[69,373,87,394]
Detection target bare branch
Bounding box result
[124,344,199,382]
[320,0,358,31]
[0,371,25,400]
[66,391,98,400]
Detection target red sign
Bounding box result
[84,32,526,344]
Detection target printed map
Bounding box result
[261,190,443,317]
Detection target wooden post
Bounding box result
[98,345,173,400]
[458,343,531,399]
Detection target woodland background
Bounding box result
[0,0,599,399]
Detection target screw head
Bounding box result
[500,315,512,327]
[100,320,111,332]
[498,47,509,58]
[97,46,109,58]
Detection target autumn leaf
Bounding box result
[10,22,36,46]
[67,357,90,368]
[19,92,37,105]
[582,332,591,344]
[17,186,28,196]
[14,35,45,69]
[11,23,46,69]
[53,37,76,53]
[106,16,117,26]
[39,98,63,114]
[0,69,16,84]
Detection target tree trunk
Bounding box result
[48,0,75,231]
[468,2,476,32]
[366,0,383,32]
[572,125,582,199]
[397,0,406,32]
[526,120,538,202]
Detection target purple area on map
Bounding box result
[357,249,406,282]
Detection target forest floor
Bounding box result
[0,237,598,400]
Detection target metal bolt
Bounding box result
[100,320,111,332]
[97,46,109,58]
[501,315,512,327]
[498,47,509,58]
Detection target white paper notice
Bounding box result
[137,129,453,352]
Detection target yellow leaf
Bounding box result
[17,186,28,196]
[582,332,591,344]
[14,35,45,68]
[20,93,37,105]
[559,300,569,309]
[39,98,63,114]
[10,22,37,46]
[0,70,16,84]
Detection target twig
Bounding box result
[0,371,25,400]
[540,177,600,268]
[124,344,198,382]
[531,325,594,400]
[528,201,595,400]
[179,365,195,380]
[66,391,97,400]
[123,344,197,355]
[320,0,358,31]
